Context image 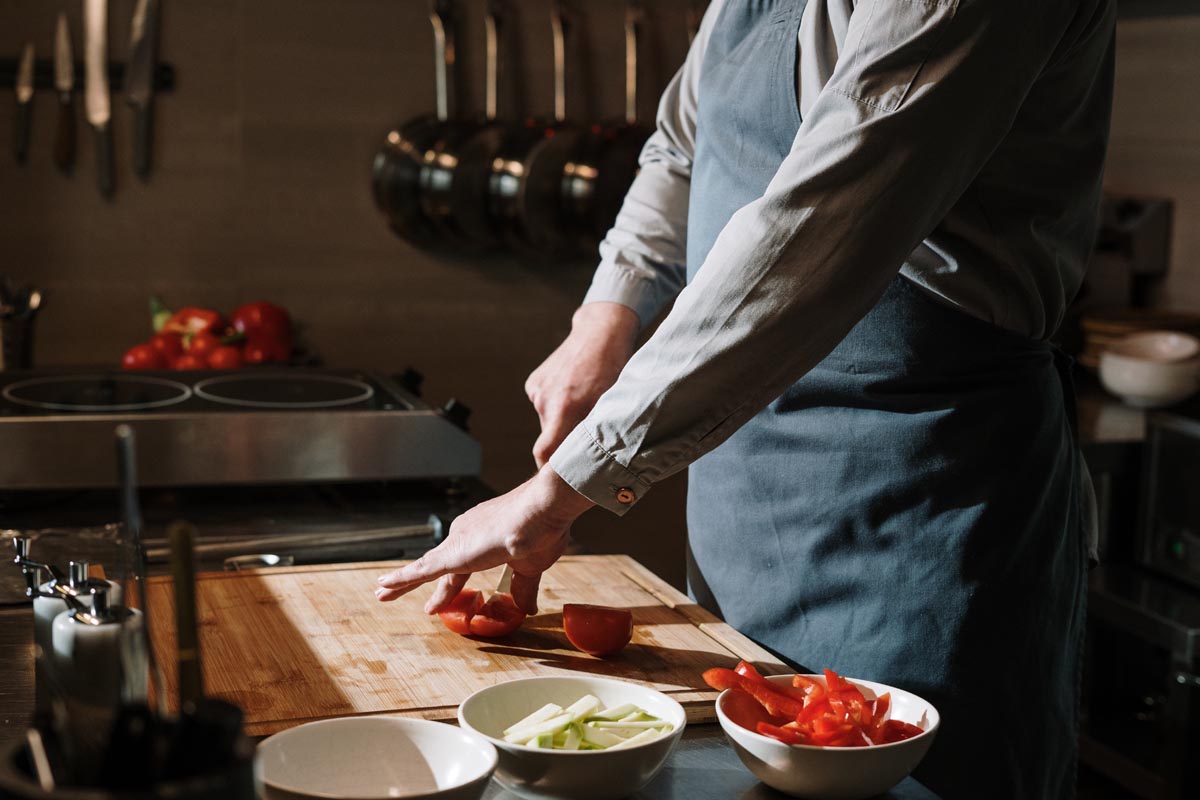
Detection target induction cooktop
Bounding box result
[0,368,481,490]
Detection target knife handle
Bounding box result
[94,124,115,198]
[54,94,75,174]
[13,102,31,164]
[168,521,204,709]
[133,103,153,181]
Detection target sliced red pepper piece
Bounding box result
[866,692,892,744]
[850,695,874,728]
[792,674,826,700]
[880,719,925,743]
[823,668,849,692]
[735,661,763,679]
[796,696,832,725]
[827,690,848,719]
[756,721,812,746]
[734,661,810,703]
[723,688,790,730]
[703,668,805,718]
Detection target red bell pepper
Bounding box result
[735,661,810,703]
[163,306,224,336]
[880,719,925,743]
[703,668,805,718]
[231,301,293,364]
[710,665,925,749]
[756,721,812,746]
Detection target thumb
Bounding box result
[532,421,569,469]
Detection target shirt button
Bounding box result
[615,487,636,505]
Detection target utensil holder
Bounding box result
[0,313,37,370]
[0,735,256,800]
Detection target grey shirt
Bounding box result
[549,0,1114,515]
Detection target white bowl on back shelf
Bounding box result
[716,674,938,800]
[257,716,497,800]
[457,675,686,800]
[1099,330,1200,408]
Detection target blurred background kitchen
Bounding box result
[1,1,1200,798]
[0,0,700,585]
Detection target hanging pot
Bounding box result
[371,0,462,248]
[561,1,652,251]
[487,1,586,258]
[420,0,514,250]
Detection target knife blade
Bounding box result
[84,0,114,197]
[53,14,76,174]
[126,0,159,181]
[13,42,34,164]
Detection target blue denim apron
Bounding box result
[684,2,1088,797]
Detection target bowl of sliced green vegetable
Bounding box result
[456,675,685,799]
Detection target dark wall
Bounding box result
[0,0,697,587]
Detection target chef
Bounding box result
[378,0,1114,796]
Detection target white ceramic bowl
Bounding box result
[1099,346,1200,408]
[257,717,497,800]
[1106,330,1200,362]
[457,676,686,800]
[716,674,938,800]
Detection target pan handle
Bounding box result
[485,1,503,121]
[551,1,568,124]
[625,1,643,125]
[429,0,456,122]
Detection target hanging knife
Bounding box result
[126,0,159,181]
[85,0,115,197]
[13,43,34,164]
[53,14,76,174]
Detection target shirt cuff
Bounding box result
[581,261,664,329]
[548,425,654,516]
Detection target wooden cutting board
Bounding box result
[145,555,786,736]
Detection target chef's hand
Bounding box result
[525,302,639,468]
[375,466,595,614]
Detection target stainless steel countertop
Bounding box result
[0,605,936,799]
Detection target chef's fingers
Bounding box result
[509,569,543,615]
[424,573,470,614]
[377,538,503,590]
[374,585,407,602]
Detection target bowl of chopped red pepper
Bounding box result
[707,663,938,800]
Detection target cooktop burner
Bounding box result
[0,369,397,416]
[193,373,375,409]
[2,374,194,412]
[0,368,482,489]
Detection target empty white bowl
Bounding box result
[1099,339,1200,408]
[716,674,938,800]
[457,675,686,800]
[257,717,497,800]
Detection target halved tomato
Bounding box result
[562,604,634,657]
[437,588,484,635]
[468,592,527,638]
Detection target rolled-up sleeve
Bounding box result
[551,0,1090,514]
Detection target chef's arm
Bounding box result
[549,0,1107,514]
[525,2,721,467]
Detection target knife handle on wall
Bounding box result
[13,102,31,163]
[133,103,153,180]
[94,123,114,197]
[54,93,75,173]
